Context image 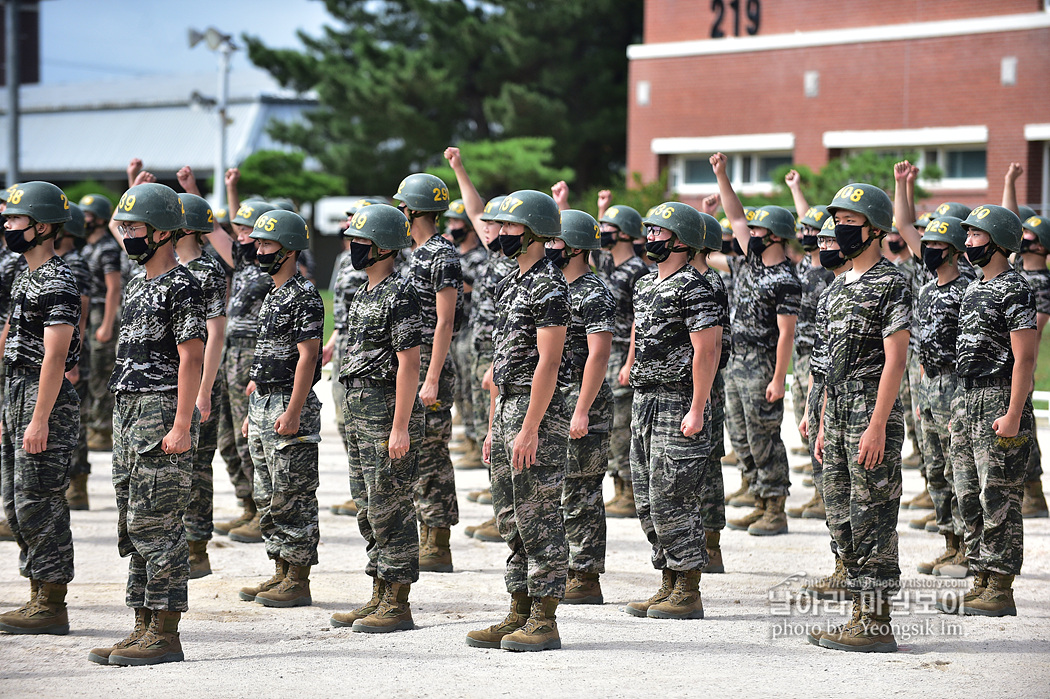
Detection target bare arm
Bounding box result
[994,328,1037,438]
[857,330,909,469]
[711,153,750,254]
[1002,163,1023,216]
[389,345,421,459]
[97,272,122,344]
[570,331,612,439]
[22,324,75,454]
[177,166,202,196]
[275,338,321,436]
[893,161,922,256]
[514,325,566,469]
[682,326,721,437]
[444,147,485,230]
[163,338,205,454]
[225,168,241,220]
[768,314,796,402]
[419,287,456,406]
[196,315,227,422]
[784,170,810,219]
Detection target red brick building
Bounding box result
[626,1,1050,212]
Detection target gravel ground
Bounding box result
[2,376,1049,698]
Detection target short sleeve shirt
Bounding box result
[730,253,801,350]
[250,273,325,389]
[795,260,834,351]
[340,272,422,383]
[560,272,614,387]
[1017,266,1050,317]
[226,245,274,339]
[703,267,732,369]
[62,249,92,298]
[601,255,650,351]
[916,276,968,372]
[184,254,228,320]
[470,254,517,352]
[85,235,124,305]
[408,234,464,343]
[956,269,1036,379]
[331,249,368,333]
[3,256,81,372]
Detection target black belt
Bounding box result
[226,336,257,349]
[825,379,879,398]
[6,366,35,377]
[963,376,1011,390]
[343,377,393,389]
[924,365,955,380]
[253,383,286,396]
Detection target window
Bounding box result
[674,151,792,194]
[945,149,986,179]
[842,146,988,190]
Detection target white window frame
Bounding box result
[653,133,795,196]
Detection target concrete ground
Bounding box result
[1,375,1049,698]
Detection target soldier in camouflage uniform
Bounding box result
[394,173,463,572]
[238,210,324,610]
[809,183,909,654]
[936,205,1035,618]
[466,190,570,652]
[330,204,424,633]
[544,210,614,605]
[620,201,721,621]
[0,182,79,636]
[89,183,206,666]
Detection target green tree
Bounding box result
[234,149,345,205]
[63,180,121,211]
[426,138,573,200]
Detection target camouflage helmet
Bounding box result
[599,204,644,240]
[2,181,72,224]
[963,204,1022,253]
[749,205,796,240]
[77,193,113,221]
[346,204,413,250]
[934,202,972,221]
[914,211,932,229]
[112,183,185,231]
[817,213,837,238]
[1023,214,1050,250]
[799,205,830,231]
[1018,205,1037,221]
[643,201,703,249]
[250,209,311,251]
[63,203,86,239]
[393,173,449,213]
[177,194,215,233]
[345,197,387,218]
[446,198,471,222]
[492,190,561,237]
[698,212,724,252]
[559,209,602,251]
[479,195,506,222]
[827,183,894,233]
[270,197,297,213]
[920,216,967,253]
[231,199,275,227]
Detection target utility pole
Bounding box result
[5,0,20,186]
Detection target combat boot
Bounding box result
[727,497,765,531]
[419,526,453,572]
[721,450,739,466]
[917,533,957,575]
[801,558,853,600]
[331,499,358,516]
[87,427,112,451]
[647,570,704,619]
[239,558,288,602]
[563,572,603,605]
[466,489,485,503]
[464,519,482,537]
[807,597,862,646]
[935,570,986,614]
[466,592,531,648]
[455,438,484,469]
[331,577,384,627]
[802,490,826,519]
[109,611,184,666]
[256,565,312,607]
[727,483,757,508]
[471,518,503,543]
[214,498,256,535]
[188,540,212,579]
[476,490,493,505]
[604,475,624,510]
[606,480,637,518]
[0,518,13,541]
[788,491,820,519]
[88,608,151,664]
[1022,479,1049,518]
[819,593,897,653]
[625,569,676,617]
[790,445,810,458]
[703,530,724,574]
[934,547,969,579]
[66,473,89,510]
[228,513,264,543]
[749,496,788,536]
[904,485,932,510]
[964,573,1016,617]
[501,597,561,651]
[0,581,69,635]
[353,581,414,633]
[724,474,750,507]
[908,512,935,530]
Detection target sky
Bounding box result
[38,0,334,84]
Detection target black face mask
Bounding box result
[732,238,744,256]
[800,234,818,252]
[499,233,525,258]
[350,241,376,270]
[748,235,769,258]
[600,230,618,249]
[819,248,847,270]
[238,240,257,262]
[545,246,570,269]
[257,250,287,275]
[887,238,906,254]
[4,225,35,254]
[634,241,647,258]
[484,236,502,253]
[835,223,872,259]
[449,227,469,245]
[1020,237,1043,255]
[721,238,734,255]
[923,246,948,273]
[644,239,672,263]
[965,243,995,268]
[123,234,158,265]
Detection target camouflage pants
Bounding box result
[414,344,458,528]
[791,349,812,447]
[113,391,198,612]
[224,339,256,500]
[70,372,91,476]
[331,336,351,454]
[184,381,222,542]
[822,382,903,595]
[629,384,710,572]
[214,365,246,501]
[562,381,612,574]
[606,343,634,482]
[1,373,78,584]
[470,341,493,450]
[699,371,726,531]
[919,372,963,536]
[489,389,569,598]
[1025,388,1043,482]
[247,388,321,567]
[727,346,790,498]
[452,328,476,441]
[951,383,1032,576]
[808,375,837,557]
[87,304,118,436]
[344,381,424,584]
[902,347,925,472]
[723,350,751,472]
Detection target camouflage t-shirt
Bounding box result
[492,257,571,389]
[0,249,27,323]
[183,253,228,321]
[795,257,834,352]
[893,255,930,351]
[250,272,325,389]
[916,276,968,373]
[460,244,489,290]
[3,256,81,372]
[630,264,721,388]
[62,249,92,298]
[340,272,422,383]
[409,233,464,343]
[956,269,1036,380]
[702,267,732,370]
[560,272,615,388]
[471,253,517,353]
[729,252,801,350]
[226,243,273,339]
[84,235,124,305]
[331,248,368,334]
[1016,266,1050,317]
[823,258,912,386]
[598,254,650,351]
[110,265,206,393]
[810,286,832,380]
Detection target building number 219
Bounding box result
[711,0,760,38]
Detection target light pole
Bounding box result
[189,27,237,212]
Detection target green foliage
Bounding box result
[426,138,573,200]
[63,180,121,210]
[235,150,345,205]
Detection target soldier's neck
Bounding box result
[610,240,635,265]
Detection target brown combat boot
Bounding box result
[500,597,561,651]
[88,608,151,664]
[239,558,289,602]
[563,572,603,605]
[331,499,358,516]
[1022,479,1049,518]
[917,533,957,575]
[807,597,862,646]
[964,573,1016,617]
[331,577,385,628]
[908,512,936,530]
[0,581,69,635]
[604,475,625,511]
[256,565,312,607]
[721,450,739,466]
[606,480,637,518]
[703,530,724,574]
[476,490,493,505]
[466,592,531,648]
[904,485,933,510]
[727,497,765,531]
[934,546,969,579]
[802,489,826,519]
[109,610,184,666]
[0,518,14,541]
[788,490,820,519]
[353,581,414,633]
[471,518,503,543]
[625,569,676,617]
[455,438,484,469]
[188,540,212,579]
[935,570,987,614]
[727,476,756,507]
[819,593,897,653]
[87,427,112,451]
[647,570,704,619]
[214,498,257,535]
[66,473,89,511]
[228,513,264,543]
[419,526,453,572]
[749,495,788,536]
[801,558,854,600]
